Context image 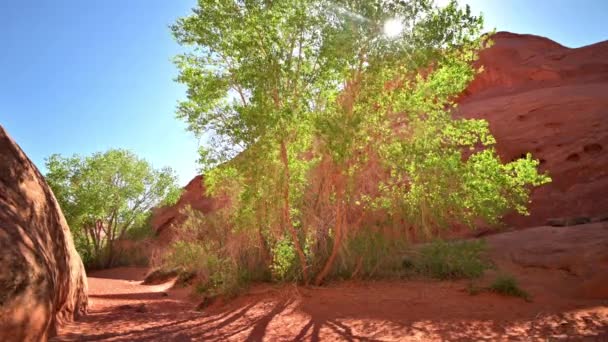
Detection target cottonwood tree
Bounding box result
[172,0,549,285]
[46,149,181,268]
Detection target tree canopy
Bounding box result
[45,149,181,268]
[170,0,550,286]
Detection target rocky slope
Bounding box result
[0,126,88,341]
[153,32,608,233]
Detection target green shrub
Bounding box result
[73,234,95,269]
[271,238,298,282]
[162,207,268,297]
[336,228,407,279]
[194,257,246,298]
[411,240,490,280]
[112,247,150,267]
[166,240,250,296]
[126,216,155,240]
[489,274,530,301]
[165,241,207,272]
[176,271,196,286]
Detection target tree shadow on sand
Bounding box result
[54,284,608,341]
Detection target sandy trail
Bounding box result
[52,265,608,341]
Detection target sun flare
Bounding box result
[383,18,403,38]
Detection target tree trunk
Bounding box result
[280,139,309,284]
[315,169,346,286]
[105,211,118,268]
[314,181,345,286]
[105,240,115,268]
[93,220,103,258]
[258,225,271,265]
[105,228,115,268]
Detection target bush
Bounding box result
[73,234,95,268]
[163,207,267,297]
[335,228,408,279]
[166,240,251,297]
[410,240,490,280]
[193,257,246,298]
[489,274,530,301]
[126,216,156,240]
[112,247,150,267]
[165,241,208,272]
[271,238,298,282]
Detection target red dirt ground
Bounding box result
[53,266,607,341]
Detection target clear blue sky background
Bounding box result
[1,0,607,185]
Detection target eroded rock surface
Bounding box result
[458,32,608,227]
[0,126,87,341]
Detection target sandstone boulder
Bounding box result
[0,126,88,341]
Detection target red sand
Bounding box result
[53,266,607,341]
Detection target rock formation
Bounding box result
[0,126,88,341]
[151,175,227,244]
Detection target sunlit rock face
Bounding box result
[0,126,88,341]
[457,31,608,227]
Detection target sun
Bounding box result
[383,18,403,38]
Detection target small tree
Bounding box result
[45,149,181,268]
[172,0,550,285]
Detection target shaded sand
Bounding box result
[54,267,607,340]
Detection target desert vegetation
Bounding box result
[157,0,549,297]
[488,274,530,301]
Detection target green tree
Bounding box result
[172,0,549,285]
[45,149,181,268]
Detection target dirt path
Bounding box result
[53,264,607,341]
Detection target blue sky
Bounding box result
[1,1,607,185]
